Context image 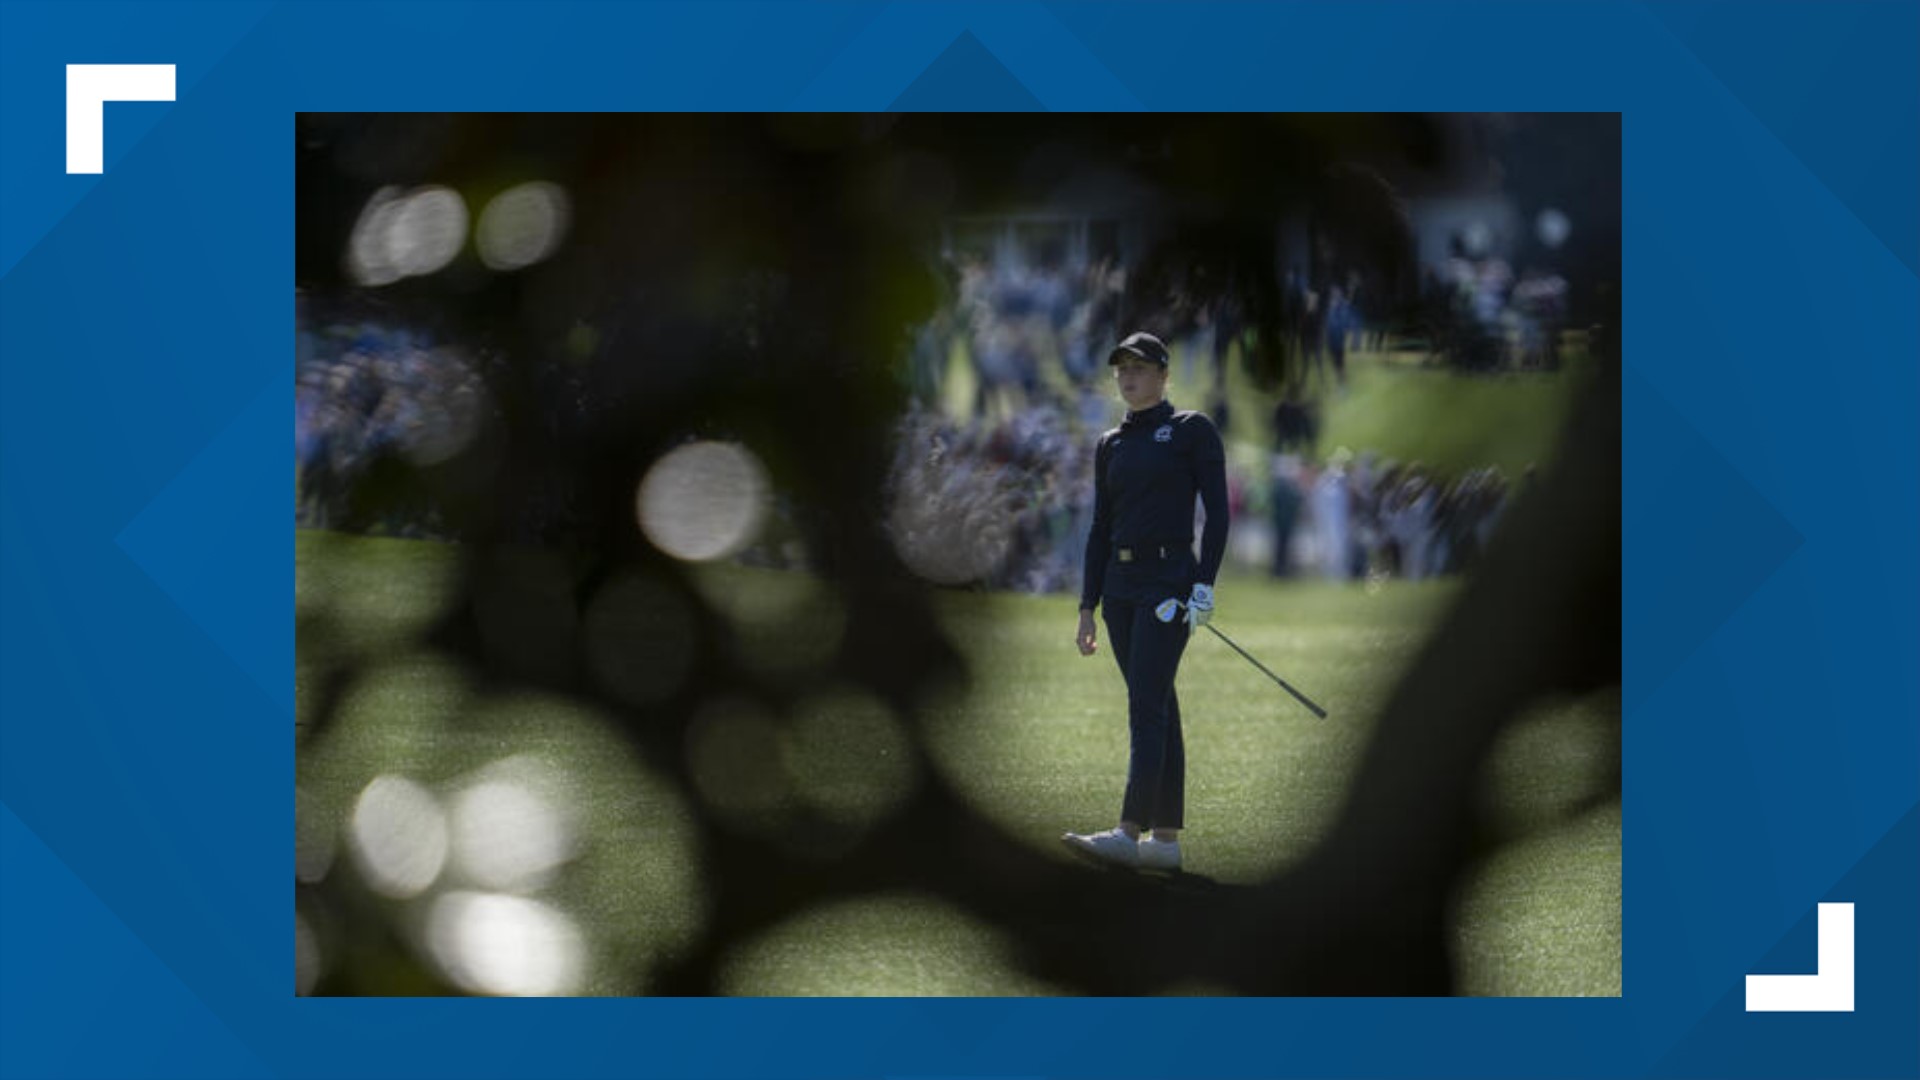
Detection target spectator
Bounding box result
[1269,454,1305,577]
[1312,449,1354,581]
[1324,284,1353,389]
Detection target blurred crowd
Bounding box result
[883,397,1524,595]
[877,242,1535,595]
[295,313,491,536]
[1418,253,1570,374]
[912,238,1578,423]
[1264,450,1522,583]
[298,239,1551,589]
[905,250,1132,416]
[886,403,1098,595]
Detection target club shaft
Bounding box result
[1202,622,1328,719]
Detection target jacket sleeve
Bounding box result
[1189,416,1230,586]
[1079,434,1113,611]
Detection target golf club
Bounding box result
[1155,598,1329,719]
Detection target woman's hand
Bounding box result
[1075,609,1099,656]
[1186,583,1214,627]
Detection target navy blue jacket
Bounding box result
[1080,400,1230,610]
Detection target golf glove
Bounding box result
[1186,583,1214,627]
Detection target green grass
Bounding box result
[937,338,1590,493]
[925,570,1457,883]
[298,532,1619,997]
[1315,354,1586,476]
[1161,343,1590,479]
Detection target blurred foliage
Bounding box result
[296,113,1620,996]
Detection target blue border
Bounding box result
[3,2,1916,1077]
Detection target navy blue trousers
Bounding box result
[1103,597,1188,830]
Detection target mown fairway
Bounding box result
[298,532,1619,996]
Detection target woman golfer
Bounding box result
[1066,331,1229,872]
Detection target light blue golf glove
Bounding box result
[1186,583,1214,627]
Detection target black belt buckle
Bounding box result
[1117,545,1173,563]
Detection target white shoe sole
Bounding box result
[1060,833,1140,869]
[1138,841,1182,873]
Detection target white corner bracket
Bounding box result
[66,64,176,174]
[1745,902,1855,1012]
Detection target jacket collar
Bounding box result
[1122,399,1175,429]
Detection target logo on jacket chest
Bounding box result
[1153,424,1173,443]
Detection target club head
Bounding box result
[1154,598,1182,623]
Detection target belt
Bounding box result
[1116,544,1183,563]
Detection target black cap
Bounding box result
[1108,331,1170,368]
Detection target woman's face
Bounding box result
[1113,357,1167,411]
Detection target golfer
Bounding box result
[1065,331,1229,872]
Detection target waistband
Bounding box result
[1115,543,1189,563]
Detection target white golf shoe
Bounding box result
[1061,827,1140,868]
[1138,835,1182,872]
